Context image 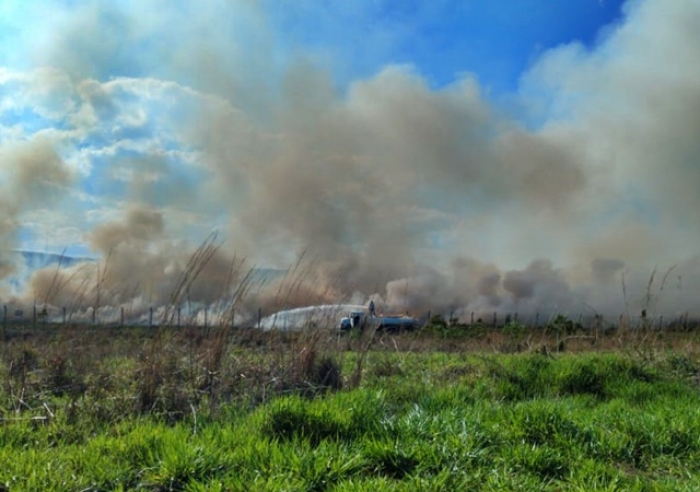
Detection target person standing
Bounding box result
[369,299,376,317]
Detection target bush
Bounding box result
[547,315,584,336]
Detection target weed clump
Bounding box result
[559,362,608,399]
[362,440,419,479]
[298,348,343,395]
[263,399,343,445]
[480,353,554,401]
[476,353,661,402]
[261,396,355,446]
[267,343,344,400]
[8,349,39,378]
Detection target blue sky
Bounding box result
[264,0,627,93]
[1,0,700,314]
[0,1,627,96]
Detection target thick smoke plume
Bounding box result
[2,0,700,324]
[0,139,74,282]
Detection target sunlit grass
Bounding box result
[3,325,700,490]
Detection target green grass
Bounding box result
[2,326,700,490]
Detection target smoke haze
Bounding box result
[1,0,699,323]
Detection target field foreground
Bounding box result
[2,323,700,490]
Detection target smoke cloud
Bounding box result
[1,0,700,323]
[0,138,74,280]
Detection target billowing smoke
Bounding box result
[0,138,74,282]
[1,0,700,324]
[590,259,626,285]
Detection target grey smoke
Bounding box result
[1,0,700,322]
[0,138,74,281]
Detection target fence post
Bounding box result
[33,305,37,329]
[492,311,497,327]
[92,306,96,326]
[62,306,66,325]
[258,307,262,329]
[120,306,124,327]
[177,307,181,328]
[535,312,540,327]
[204,306,208,329]
[149,307,153,327]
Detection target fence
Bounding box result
[0,303,697,333]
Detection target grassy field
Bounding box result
[2,320,700,491]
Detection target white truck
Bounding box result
[339,309,419,332]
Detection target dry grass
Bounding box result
[3,317,700,429]
[3,245,700,429]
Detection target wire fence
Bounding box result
[0,303,698,333]
[0,304,242,330]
